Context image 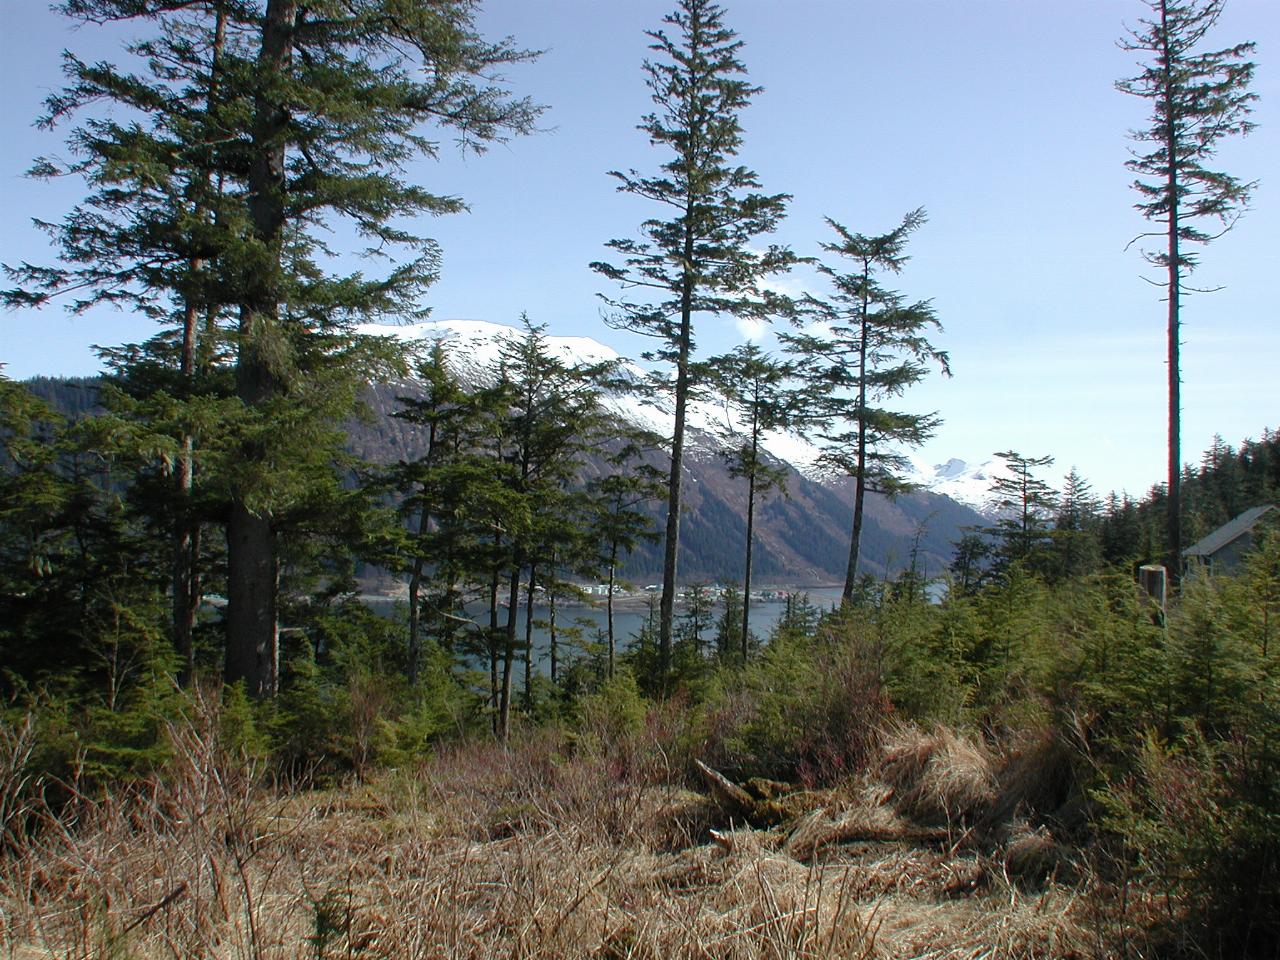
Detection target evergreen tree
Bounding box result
[491,319,612,738]
[1050,467,1103,580]
[707,343,794,660]
[989,451,1058,573]
[675,581,714,657]
[4,5,243,683]
[592,0,792,684]
[771,590,820,642]
[0,376,175,743]
[6,0,540,698]
[713,581,745,660]
[1101,491,1146,566]
[892,515,932,605]
[783,210,949,604]
[1118,0,1257,579]
[389,342,474,686]
[949,530,995,598]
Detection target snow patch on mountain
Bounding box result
[902,454,1011,515]
[358,318,1000,505]
[357,318,831,475]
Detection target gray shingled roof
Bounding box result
[1183,504,1277,559]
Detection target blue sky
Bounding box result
[1,0,1276,499]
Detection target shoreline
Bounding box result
[358,583,845,612]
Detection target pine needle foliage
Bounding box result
[592,0,793,683]
[783,210,949,604]
[6,0,542,697]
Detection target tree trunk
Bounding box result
[523,564,536,710]
[659,267,695,686]
[173,2,226,684]
[1161,0,1183,583]
[173,282,198,680]
[549,580,559,683]
[741,428,758,663]
[499,558,522,741]
[226,502,278,697]
[606,539,618,678]
[406,519,427,686]
[842,265,872,605]
[226,0,293,699]
[172,436,198,684]
[488,560,501,736]
[406,421,438,686]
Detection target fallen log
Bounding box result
[694,760,755,820]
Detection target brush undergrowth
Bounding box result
[3,538,1278,958]
[1,690,1102,960]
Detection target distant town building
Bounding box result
[1183,504,1277,574]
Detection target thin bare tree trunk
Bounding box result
[1161,0,1183,583]
[842,264,872,605]
[606,540,618,678]
[499,556,522,740]
[406,513,428,686]
[488,558,501,736]
[523,564,536,710]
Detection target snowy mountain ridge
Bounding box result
[901,455,1012,516]
[357,318,1003,515]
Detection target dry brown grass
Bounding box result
[0,702,1106,960]
[880,724,998,830]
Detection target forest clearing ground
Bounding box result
[0,720,1106,959]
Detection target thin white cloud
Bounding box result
[735,315,768,342]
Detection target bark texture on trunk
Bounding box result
[499,560,522,740]
[226,502,278,697]
[606,542,618,677]
[523,565,536,709]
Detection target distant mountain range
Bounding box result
[20,319,1002,584]
[350,319,998,583]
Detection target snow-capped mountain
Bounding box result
[357,318,826,474]
[351,318,991,577]
[902,456,1013,517]
[361,319,1010,508]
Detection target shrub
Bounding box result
[692,625,891,785]
[1100,730,1280,959]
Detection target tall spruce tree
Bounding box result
[7,1,539,698]
[592,0,792,684]
[783,210,949,605]
[1117,0,1256,580]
